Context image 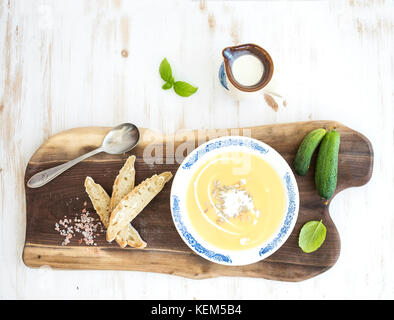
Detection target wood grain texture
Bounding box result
[23,121,373,281]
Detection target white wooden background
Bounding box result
[1,0,393,299]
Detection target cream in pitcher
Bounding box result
[219,43,274,93]
[231,54,265,87]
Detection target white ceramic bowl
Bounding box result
[170,136,299,266]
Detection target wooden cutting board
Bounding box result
[22,121,373,281]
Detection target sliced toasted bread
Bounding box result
[85,176,147,248]
[116,224,147,248]
[84,176,111,227]
[110,155,136,211]
[109,155,146,248]
[106,172,173,242]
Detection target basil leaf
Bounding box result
[159,58,172,82]
[162,82,173,90]
[159,58,198,97]
[173,81,198,97]
[298,220,326,253]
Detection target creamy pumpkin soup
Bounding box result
[186,151,286,250]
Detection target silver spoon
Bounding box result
[27,123,140,188]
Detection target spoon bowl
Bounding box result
[102,123,140,154]
[27,123,140,188]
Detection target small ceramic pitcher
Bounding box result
[219,43,275,96]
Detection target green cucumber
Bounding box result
[315,130,341,199]
[294,128,327,176]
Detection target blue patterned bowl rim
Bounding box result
[170,136,299,266]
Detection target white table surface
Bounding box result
[1,0,393,299]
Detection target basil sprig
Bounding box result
[159,58,198,97]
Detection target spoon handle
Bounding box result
[27,147,103,188]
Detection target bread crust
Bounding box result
[110,156,147,248]
[106,172,173,242]
[84,175,147,248]
[84,176,111,227]
[110,155,136,211]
